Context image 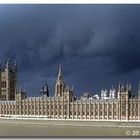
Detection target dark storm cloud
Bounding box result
[0,4,140,95]
[104,34,140,74]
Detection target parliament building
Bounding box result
[0,60,140,121]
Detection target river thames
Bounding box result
[0,119,140,137]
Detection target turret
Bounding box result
[14,61,17,100]
[118,81,132,99]
[44,84,49,95]
[109,86,116,99]
[40,84,49,97]
[64,86,74,101]
[5,59,10,100]
[16,88,26,100]
[118,81,122,99]
[118,82,131,120]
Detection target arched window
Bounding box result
[1,81,6,88]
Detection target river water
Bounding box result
[0,120,139,137]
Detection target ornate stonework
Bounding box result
[0,61,140,121]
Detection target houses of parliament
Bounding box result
[0,60,140,121]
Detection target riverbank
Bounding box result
[0,119,140,136]
[0,117,140,128]
[0,121,133,137]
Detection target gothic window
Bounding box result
[10,82,14,88]
[95,104,98,109]
[1,81,6,88]
[32,105,34,109]
[109,112,112,115]
[100,105,102,109]
[4,81,6,88]
[55,105,57,109]
[59,105,61,109]
[51,105,53,109]
[122,104,125,109]
[122,111,125,116]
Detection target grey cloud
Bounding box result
[0,5,140,95]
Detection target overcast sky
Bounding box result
[0,4,140,97]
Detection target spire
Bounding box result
[138,81,140,89]
[112,85,114,90]
[59,64,61,74]
[58,64,63,80]
[6,59,10,69]
[121,83,124,91]
[55,64,65,96]
[118,81,121,91]
[44,84,49,96]
[44,84,48,92]
[0,62,2,72]
[40,87,43,94]
[14,61,17,72]
[72,86,74,92]
[129,83,132,91]
[57,64,64,82]
[138,81,140,98]
[126,81,129,91]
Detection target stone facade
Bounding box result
[0,61,140,121]
[0,60,17,101]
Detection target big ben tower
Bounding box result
[55,64,65,97]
